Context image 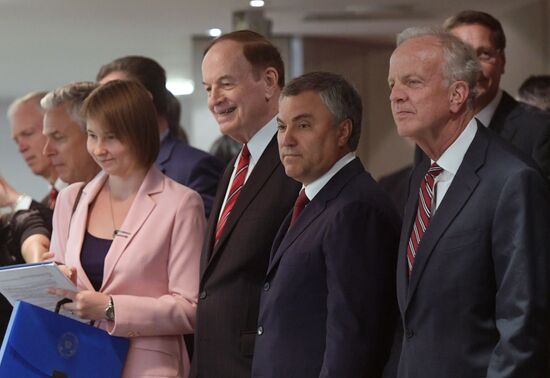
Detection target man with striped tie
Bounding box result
[193,30,300,377]
[385,27,550,378]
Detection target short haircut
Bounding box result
[96,56,168,116]
[204,30,285,88]
[443,10,506,50]
[281,71,362,150]
[81,80,160,168]
[396,27,481,105]
[7,91,48,120]
[518,75,550,112]
[40,82,98,132]
[166,90,188,144]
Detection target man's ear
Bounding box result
[337,119,353,148]
[448,81,469,113]
[263,67,279,101]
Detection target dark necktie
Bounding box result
[216,145,250,241]
[289,189,310,227]
[406,163,443,275]
[48,187,59,210]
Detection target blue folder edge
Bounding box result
[0,301,129,377]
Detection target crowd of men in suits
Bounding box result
[1,8,549,378]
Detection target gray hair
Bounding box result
[396,26,481,105]
[7,91,48,120]
[281,71,362,150]
[40,81,98,131]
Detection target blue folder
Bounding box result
[0,301,129,377]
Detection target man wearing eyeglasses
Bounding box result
[444,10,550,179]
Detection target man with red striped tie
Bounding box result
[192,30,300,378]
[385,26,550,378]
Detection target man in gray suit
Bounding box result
[386,27,550,378]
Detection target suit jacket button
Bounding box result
[199,290,207,300]
[406,329,414,339]
[263,282,270,291]
[257,326,264,336]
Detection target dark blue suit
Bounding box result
[252,158,401,377]
[389,124,550,378]
[155,132,224,217]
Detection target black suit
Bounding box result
[192,135,301,377]
[252,159,400,377]
[390,123,550,377]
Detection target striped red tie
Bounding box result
[215,145,250,241]
[406,163,443,275]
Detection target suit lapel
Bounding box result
[155,133,176,173]
[266,159,364,277]
[396,158,428,313]
[101,167,163,289]
[488,91,517,137]
[404,125,487,308]
[203,136,280,273]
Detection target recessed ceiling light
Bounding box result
[166,79,195,96]
[250,0,265,8]
[208,28,222,37]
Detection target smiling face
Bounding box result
[450,23,505,110]
[10,101,54,178]
[277,91,350,185]
[86,118,139,177]
[201,40,276,143]
[388,36,453,144]
[43,105,98,183]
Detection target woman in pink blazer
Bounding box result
[49,80,205,377]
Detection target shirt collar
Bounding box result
[244,116,277,165]
[159,128,170,141]
[475,89,503,128]
[434,117,478,176]
[54,178,68,191]
[304,152,356,200]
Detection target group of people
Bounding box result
[0,8,549,378]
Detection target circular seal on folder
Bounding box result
[57,332,79,359]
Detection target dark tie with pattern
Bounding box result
[48,187,59,210]
[289,189,310,227]
[406,163,443,275]
[215,145,250,241]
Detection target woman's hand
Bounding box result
[57,264,77,285]
[48,288,111,321]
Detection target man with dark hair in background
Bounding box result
[97,56,223,217]
[518,75,550,112]
[194,30,300,377]
[443,10,550,179]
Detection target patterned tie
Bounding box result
[48,187,59,210]
[289,189,309,227]
[215,145,250,241]
[406,163,443,275]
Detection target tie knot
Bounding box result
[428,163,443,178]
[295,189,309,208]
[241,144,250,160]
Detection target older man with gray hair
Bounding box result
[385,27,550,378]
[41,82,100,185]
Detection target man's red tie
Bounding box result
[215,145,250,241]
[406,163,443,275]
[289,189,309,227]
[48,187,59,210]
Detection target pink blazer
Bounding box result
[50,166,205,377]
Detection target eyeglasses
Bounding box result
[476,48,502,63]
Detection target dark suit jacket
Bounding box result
[192,135,301,378]
[155,132,224,217]
[391,124,550,378]
[251,159,401,378]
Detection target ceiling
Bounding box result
[0,0,531,101]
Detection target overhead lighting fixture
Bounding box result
[249,0,264,8]
[166,78,195,96]
[208,28,222,37]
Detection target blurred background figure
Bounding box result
[208,135,241,167]
[517,75,550,112]
[49,80,205,378]
[96,56,224,217]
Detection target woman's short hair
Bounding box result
[81,80,160,168]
